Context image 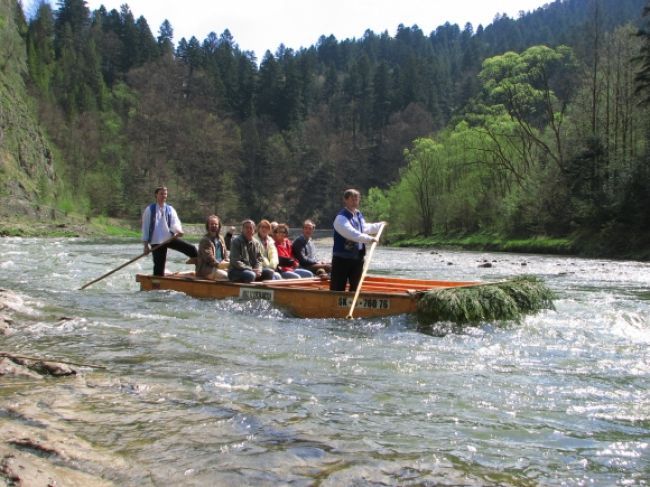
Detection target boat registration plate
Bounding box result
[337,297,390,309]
[239,288,274,301]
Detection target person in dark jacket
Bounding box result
[228,220,277,283]
[195,215,229,280]
[292,219,331,277]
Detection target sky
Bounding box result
[24,0,550,59]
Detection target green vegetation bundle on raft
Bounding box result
[415,276,555,326]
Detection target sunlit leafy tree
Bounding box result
[399,138,451,236]
[479,45,579,172]
[363,187,392,223]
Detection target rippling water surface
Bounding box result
[1,237,649,486]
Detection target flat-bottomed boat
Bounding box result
[135,273,480,319]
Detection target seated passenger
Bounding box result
[195,215,229,280]
[292,219,331,277]
[255,219,281,279]
[228,219,277,283]
[272,223,314,279]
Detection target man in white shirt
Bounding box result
[141,186,197,276]
[330,189,384,291]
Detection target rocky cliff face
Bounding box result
[0,1,58,220]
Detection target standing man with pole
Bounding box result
[330,189,384,292]
[141,186,197,276]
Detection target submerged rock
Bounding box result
[0,354,77,378]
[0,357,42,379]
[0,371,127,486]
[0,289,24,308]
[0,315,13,335]
[0,415,119,487]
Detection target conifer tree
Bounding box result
[26,2,56,95]
[53,0,89,55]
[635,1,650,104]
[134,16,158,65]
[157,19,174,58]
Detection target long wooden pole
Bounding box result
[79,234,177,290]
[346,222,385,319]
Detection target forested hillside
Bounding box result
[0,0,59,220]
[4,0,650,256]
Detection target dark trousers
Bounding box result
[228,267,276,283]
[329,255,364,292]
[152,238,197,276]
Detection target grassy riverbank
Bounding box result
[387,233,576,255]
[0,215,140,238]
[0,215,209,239]
[387,230,650,261]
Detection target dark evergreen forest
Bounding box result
[12,0,650,255]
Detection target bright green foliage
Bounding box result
[0,0,26,83]
[479,45,579,171]
[399,138,449,236]
[388,34,649,247]
[386,116,530,236]
[417,285,519,325]
[363,187,391,222]
[497,276,556,314]
[416,276,555,326]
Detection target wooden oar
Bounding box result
[346,222,386,319]
[79,234,177,290]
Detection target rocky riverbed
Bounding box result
[1,289,124,486]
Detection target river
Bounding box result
[1,237,648,486]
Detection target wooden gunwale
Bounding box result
[363,275,481,288]
[164,274,478,292]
